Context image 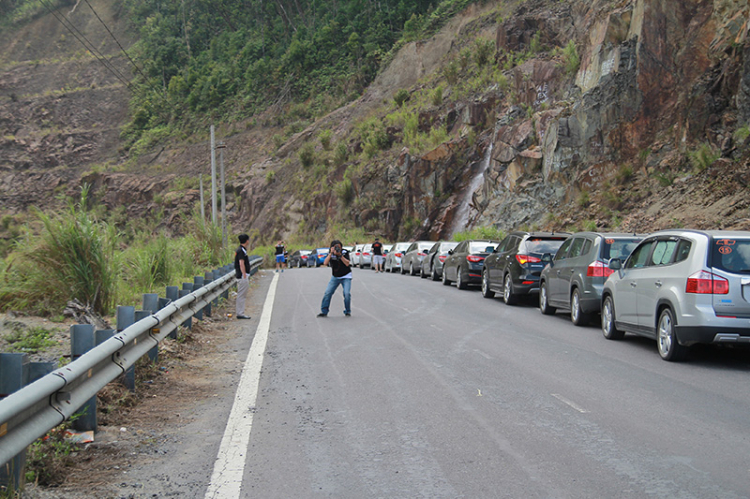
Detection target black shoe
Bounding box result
[237,314,251,320]
[344,312,351,317]
[317,313,328,317]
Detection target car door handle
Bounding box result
[630,282,637,288]
[655,280,663,288]
[556,270,561,276]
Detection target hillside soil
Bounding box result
[1,272,270,498]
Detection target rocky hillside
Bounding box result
[1,0,749,248]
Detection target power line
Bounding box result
[39,0,135,92]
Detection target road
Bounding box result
[208,266,750,498]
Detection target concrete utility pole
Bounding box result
[217,141,227,247]
[210,125,217,224]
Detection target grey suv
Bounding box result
[539,232,644,325]
[601,230,750,361]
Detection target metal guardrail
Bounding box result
[0,257,262,468]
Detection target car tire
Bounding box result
[570,288,589,326]
[503,273,518,305]
[420,266,428,279]
[400,263,406,275]
[481,270,495,298]
[456,268,467,290]
[539,281,556,315]
[431,266,440,281]
[410,263,418,276]
[442,267,451,286]
[657,307,688,361]
[601,295,624,340]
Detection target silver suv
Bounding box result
[601,230,750,361]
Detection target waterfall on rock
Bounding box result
[449,142,493,237]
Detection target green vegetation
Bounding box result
[688,142,719,173]
[4,324,57,353]
[562,40,580,75]
[453,226,505,242]
[394,89,410,108]
[734,124,750,143]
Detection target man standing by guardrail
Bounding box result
[234,234,252,320]
[317,240,352,317]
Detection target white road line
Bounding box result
[205,273,278,499]
[551,393,589,413]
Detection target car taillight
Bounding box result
[516,254,541,265]
[467,255,485,263]
[395,252,403,257]
[587,261,614,277]
[438,255,447,262]
[302,256,308,259]
[686,270,729,294]
[363,252,370,256]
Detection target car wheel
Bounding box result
[400,263,406,274]
[657,307,688,361]
[456,268,467,290]
[442,267,451,286]
[570,289,589,326]
[410,263,418,276]
[601,295,624,340]
[481,270,495,298]
[539,281,556,315]
[432,267,440,281]
[420,266,427,279]
[503,273,518,305]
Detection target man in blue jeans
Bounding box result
[318,239,352,317]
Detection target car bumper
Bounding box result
[676,325,750,346]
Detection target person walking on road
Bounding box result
[318,240,352,317]
[275,240,286,273]
[372,237,384,272]
[234,234,252,320]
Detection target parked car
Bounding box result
[538,233,644,325]
[289,249,312,268]
[601,230,750,361]
[420,241,459,280]
[442,240,499,289]
[308,247,330,267]
[384,242,411,272]
[482,231,570,304]
[352,244,365,267]
[400,241,434,275]
[359,243,373,268]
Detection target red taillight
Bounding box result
[419,252,426,256]
[438,255,447,262]
[686,270,729,294]
[516,254,541,265]
[395,252,403,257]
[363,252,370,256]
[467,255,485,263]
[302,256,308,259]
[587,260,614,278]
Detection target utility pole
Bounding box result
[217,141,227,247]
[210,125,217,224]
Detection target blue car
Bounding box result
[309,247,330,267]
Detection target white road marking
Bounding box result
[551,393,589,413]
[205,273,278,499]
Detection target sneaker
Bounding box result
[317,313,328,318]
[237,314,251,320]
[344,312,351,317]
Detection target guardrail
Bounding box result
[0,256,262,488]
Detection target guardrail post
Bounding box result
[193,276,204,320]
[221,268,230,300]
[117,306,136,391]
[141,294,160,362]
[180,283,193,329]
[70,325,97,432]
[27,362,55,384]
[165,286,179,339]
[204,272,214,317]
[0,353,29,492]
[134,310,157,365]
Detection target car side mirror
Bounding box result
[541,253,553,264]
[609,258,622,270]
[448,249,454,255]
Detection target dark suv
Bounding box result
[538,232,644,325]
[482,231,570,304]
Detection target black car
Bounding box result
[538,232,644,325]
[289,249,312,268]
[442,240,499,289]
[420,241,459,280]
[482,231,570,304]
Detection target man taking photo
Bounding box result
[318,239,352,317]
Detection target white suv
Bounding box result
[601,230,750,361]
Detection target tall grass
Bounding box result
[453,226,505,242]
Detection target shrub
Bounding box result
[431,85,444,106]
[617,165,634,183]
[562,40,580,75]
[335,178,355,206]
[298,142,316,168]
[319,129,333,151]
[393,89,410,108]
[333,143,348,167]
[453,226,505,242]
[733,124,750,143]
[443,60,459,85]
[474,38,495,68]
[688,143,719,172]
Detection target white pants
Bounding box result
[236,277,249,316]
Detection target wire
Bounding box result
[39,0,135,92]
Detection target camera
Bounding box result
[333,244,342,254]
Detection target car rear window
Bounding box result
[601,238,642,261]
[522,237,567,255]
[469,242,497,253]
[712,238,750,273]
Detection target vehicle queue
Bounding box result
[288,229,750,362]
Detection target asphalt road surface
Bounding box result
[207,265,750,499]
